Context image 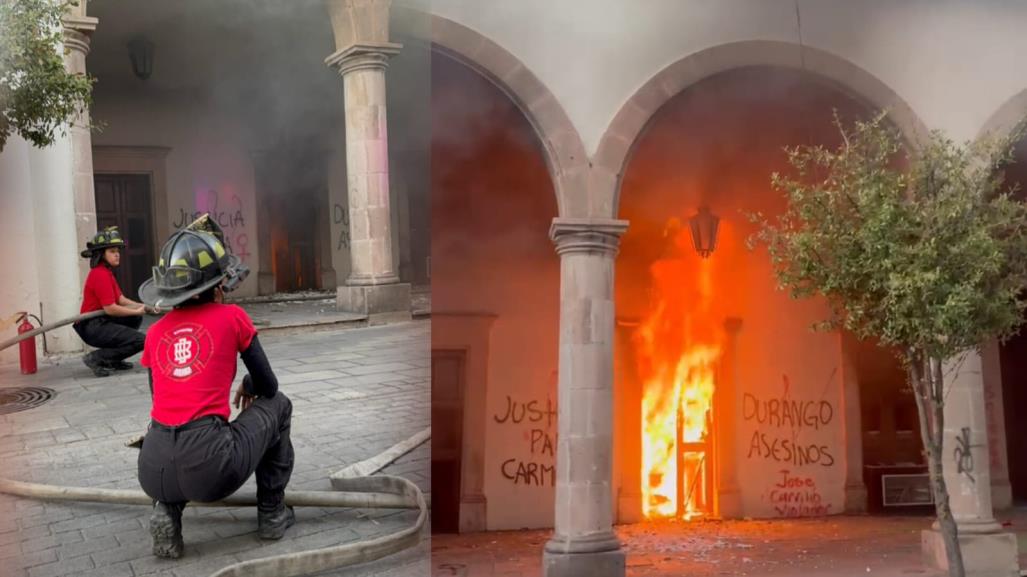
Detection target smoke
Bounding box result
[430,50,559,312]
[84,0,435,289]
[617,67,875,320]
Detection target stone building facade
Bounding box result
[4,2,1027,576]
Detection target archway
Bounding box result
[594,40,929,222]
[997,135,1027,505]
[430,49,560,532]
[611,65,915,522]
[427,14,587,218]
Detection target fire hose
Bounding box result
[0,310,107,353]
[0,441,428,577]
[0,312,430,576]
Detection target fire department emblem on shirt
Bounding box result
[159,323,213,380]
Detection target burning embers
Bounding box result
[634,221,724,520]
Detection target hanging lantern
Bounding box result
[128,36,155,80]
[688,206,719,259]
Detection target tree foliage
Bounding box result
[0,0,94,150]
[753,113,1027,360]
[752,112,1027,577]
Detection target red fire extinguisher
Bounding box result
[18,313,37,375]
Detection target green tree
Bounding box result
[0,0,94,151]
[752,113,1027,577]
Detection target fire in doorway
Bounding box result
[635,218,723,520]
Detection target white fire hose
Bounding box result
[0,432,429,577]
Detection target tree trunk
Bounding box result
[909,351,965,577]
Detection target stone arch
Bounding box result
[978,88,1027,139]
[595,40,930,219]
[427,14,588,217]
[607,42,929,518]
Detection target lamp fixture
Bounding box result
[688,205,719,259]
[128,36,154,80]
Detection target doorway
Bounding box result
[254,148,331,294]
[431,349,465,533]
[93,174,155,301]
[268,188,322,293]
[1000,323,1027,503]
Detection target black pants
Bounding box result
[73,315,145,364]
[138,393,294,509]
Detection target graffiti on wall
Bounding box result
[743,385,837,468]
[766,469,832,517]
[749,374,841,518]
[953,426,982,484]
[333,203,350,251]
[494,391,558,488]
[173,189,250,261]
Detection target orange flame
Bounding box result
[636,221,723,520]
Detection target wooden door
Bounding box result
[93,174,155,301]
[431,350,465,533]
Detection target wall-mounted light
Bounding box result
[688,205,719,259]
[128,36,154,80]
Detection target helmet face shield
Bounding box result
[152,265,204,290]
[139,212,247,307]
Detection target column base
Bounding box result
[718,486,744,519]
[458,494,487,533]
[921,528,1019,577]
[337,282,411,324]
[992,480,1014,511]
[258,272,275,296]
[544,548,625,577]
[617,491,643,524]
[844,481,868,513]
[320,267,338,291]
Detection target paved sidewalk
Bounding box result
[432,512,1027,577]
[0,319,430,577]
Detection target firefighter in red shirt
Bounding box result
[136,215,294,559]
[74,227,147,377]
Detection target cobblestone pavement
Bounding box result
[433,511,1027,577]
[0,319,429,577]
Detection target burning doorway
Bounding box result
[614,67,877,522]
[254,146,334,294]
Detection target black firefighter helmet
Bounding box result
[138,214,250,309]
[80,226,126,258]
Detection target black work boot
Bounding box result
[82,352,111,377]
[149,501,184,559]
[257,500,295,540]
[104,360,133,371]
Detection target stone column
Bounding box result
[325,0,410,322]
[251,150,276,295]
[62,6,99,288]
[544,218,628,577]
[840,331,868,513]
[715,317,743,518]
[921,351,1018,576]
[28,132,82,354]
[613,317,642,524]
[318,183,338,290]
[980,340,1013,510]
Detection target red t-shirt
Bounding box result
[80,265,122,314]
[141,303,257,426]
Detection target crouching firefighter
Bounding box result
[136,215,295,559]
[75,226,148,377]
